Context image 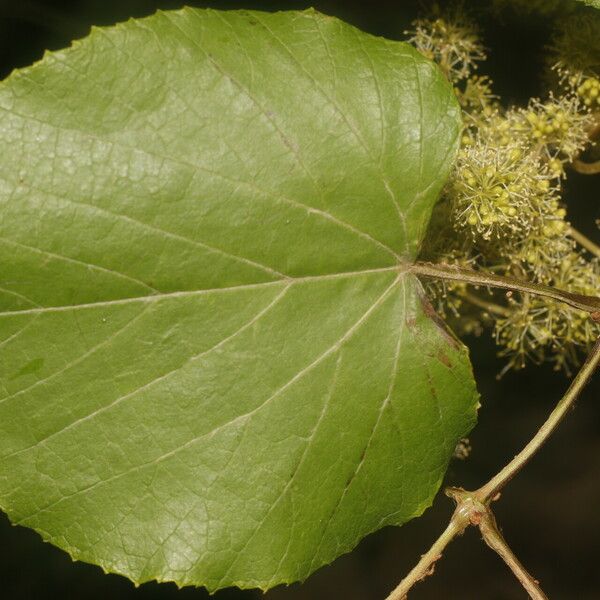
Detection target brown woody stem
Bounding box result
[384,517,467,600]
[476,336,600,501]
[386,336,600,599]
[478,510,548,600]
[572,158,600,175]
[569,227,600,258]
[462,291,511,317]
[570,115,600,175]
[411,261,600,315]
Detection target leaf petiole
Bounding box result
[412,261,600,315]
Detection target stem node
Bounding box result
[386,336,600,600]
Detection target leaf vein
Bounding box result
[16,277,399,524]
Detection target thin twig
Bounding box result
[586,118,600,142]
[571,158,600,175]
[570,115,600,175]
[386,336,600,599]
[479,511,548,600]
[569,227,600,258]
[412,261,600,314]
[476,335,600,501]
[384,516,468,600]
[462,291,510,317]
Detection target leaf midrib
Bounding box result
[1,89,401,273]
[0,265,408,317]
[9,275,403,522]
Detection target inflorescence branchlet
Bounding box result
[411,5,600,374]
[405,7,486,84]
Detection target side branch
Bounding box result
[571,115,600,174]
[384,518,465,600]
[571,157,600,175]
[569,227,600,258]
[411,261,600,315]
[476,335,600,501]
[386,336,600,599]
[479,511,548,600]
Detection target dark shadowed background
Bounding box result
[0,1,598,598]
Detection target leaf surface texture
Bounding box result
[0,8,477,591]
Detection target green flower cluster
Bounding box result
[547,13,600,78]
[552,74,599,141]
[575,76,600,109]
[452,141,560,243]
[507,96,593,161]
[411,7,600,373]
[405,9,485,84]
[495,254,600,374]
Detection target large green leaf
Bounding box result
[576,0,600,9]
[0,7,477,591]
